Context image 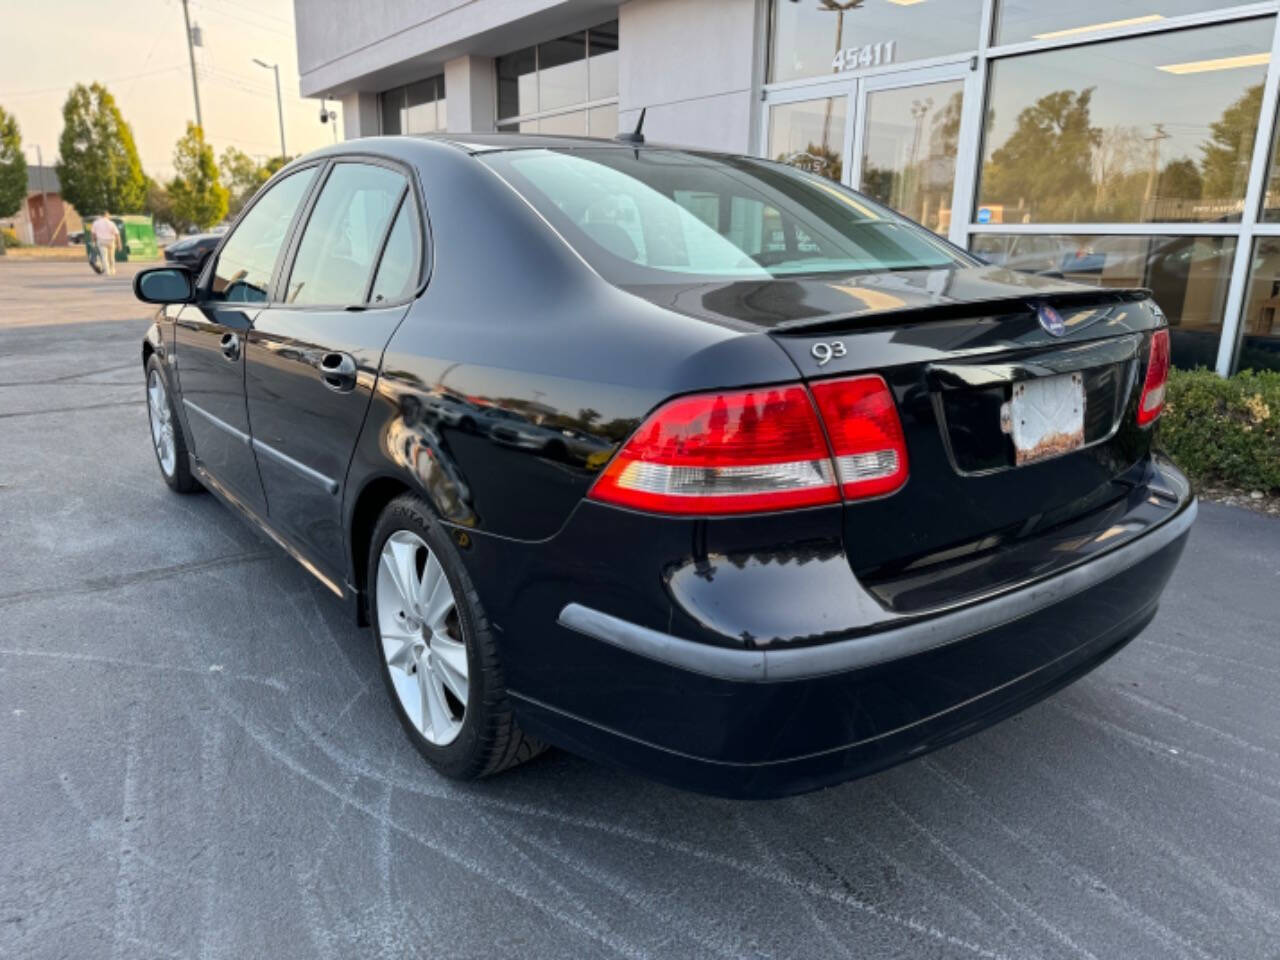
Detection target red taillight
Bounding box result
[588,386,839,514]
[810,375,909,500]
[1137,328,1171,427]
[588,376,909,515]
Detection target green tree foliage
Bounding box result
[55,83,146,215]
[0,105,27,219]
[220,148,295,217]
[983,89,1101,222]
[143,175,176,229]
[168,124,228,231]
[1201,83,1264,202]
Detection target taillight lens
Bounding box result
[1137,328,1171,427]
[810,375,909,499]
[588,386,839,514]
[588,376,909,515]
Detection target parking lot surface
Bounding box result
[2,260,1279,960]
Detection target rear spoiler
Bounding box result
[769,288,1154,337]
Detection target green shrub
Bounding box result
[1160,367,1280,493]
[0,226,19,249]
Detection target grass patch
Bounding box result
[1161,367,1280,494]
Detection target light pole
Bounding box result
[253,58,287,158]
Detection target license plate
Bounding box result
[1002,373,1086,466]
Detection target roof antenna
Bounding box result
[615,107,645,144]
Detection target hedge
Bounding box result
[1160,367,1280,494]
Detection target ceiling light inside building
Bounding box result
[1032,14,1165,40]
[1158,52,1271,74]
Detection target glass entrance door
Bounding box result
[764,64,979,247]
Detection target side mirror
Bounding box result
[134,266,195,305]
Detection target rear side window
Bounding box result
[369,198,422,304]
[210,167,316,303]
[286,162,407,306]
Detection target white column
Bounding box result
[340,91,380,139]
[444,55,497,133]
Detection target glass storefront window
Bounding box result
[995,1,1239,46]
[977,19,1272,226]
[769,97,848,181]
[1239,239,1280,371]
[379,76,445,135]
[589,103,619,137]
[497,21,620,132]
[860,79,964,235]
[770,0,984,84]
[971,233,1235,368]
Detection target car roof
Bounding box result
[406,132,690,155]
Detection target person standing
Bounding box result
[91,212,121,277]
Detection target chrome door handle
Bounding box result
[319,352,357,391]
[220,332,240,360]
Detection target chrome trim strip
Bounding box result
[558,498,1197,682]
[251,438,340,495]
[182,399,250,445]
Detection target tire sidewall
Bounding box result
[145,354,192,492]
[367,496,488,778]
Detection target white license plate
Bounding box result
[1002,373,1086,466]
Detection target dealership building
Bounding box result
[294,0,1280,374]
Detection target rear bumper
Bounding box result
[505,480,1194,798]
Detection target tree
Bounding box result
[220,147,293,217]
[144,175,176,230]
[0,105,27,219]
[1201,83,1264,203]
[983,88,1101,222]
[55,83,146,215]
[168,123,228,231]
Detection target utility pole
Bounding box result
[253,59,287,158]
[181,0,203,129]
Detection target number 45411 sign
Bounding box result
[832,41,896,71]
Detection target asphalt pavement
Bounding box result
[2,260,1279,960]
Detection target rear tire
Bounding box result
[368,494,545,780]
[145,355,200,494]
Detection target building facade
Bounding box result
[294,0,1280,374]
[0,165,81,246]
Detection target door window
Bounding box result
[285,163,408,306]
[210,167,316,303]
[369,198,422,304]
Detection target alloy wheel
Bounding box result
[376,530,469,745]
[147,368,177,477]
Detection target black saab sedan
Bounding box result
[132,133,1194,798]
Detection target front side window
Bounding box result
[285,163,407,306]
[210,166,317,303]
[482,148,968,285]
[977,18,1273,225]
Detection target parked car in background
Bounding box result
[162,233,221,275]
[132,134,1194,798]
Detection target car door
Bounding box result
[174,165,319,513]
[245,159,424,582]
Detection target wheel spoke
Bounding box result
[419,663,451,739]
[382,630,417,671]
[381,538,420,615]
[417,552,444,620]
[431,636,468,703]
[421,572,454,634]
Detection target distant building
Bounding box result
[1,165,82,246]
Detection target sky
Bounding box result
[0,0,342,179]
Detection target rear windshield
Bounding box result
[480,148,970,284]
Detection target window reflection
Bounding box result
[1239,239,1280,371]
[379,76,445,135]
[977,19,1273,225]
[769,97,847,181]
[770,0,983,84]
[860,80,964,235]
[497,21,619,130]
[972,233,1235,369]
[995,1,1235,46]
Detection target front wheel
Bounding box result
[145,355,199,493]
[368,494,544,780]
